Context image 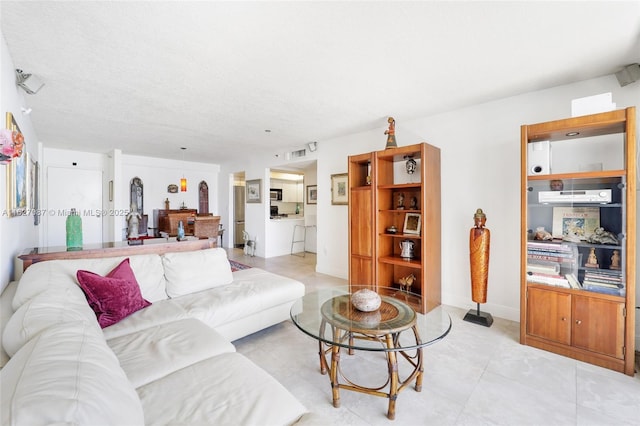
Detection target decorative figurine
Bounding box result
[464,208,493,327]
[398,273,416,293]
[126,205,142,239]
[396,192,405,209]
[405,156,417,175]
[164,198,170,210]
[409,196,418,210]
[533,226,553,241]
[585,247,599,268]
[384,117,397,149]
[610,250,621,270]
[550,179,564,191]
[586,227,619,245]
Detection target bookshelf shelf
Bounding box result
[348,142,441,314]
[520,107,636,376]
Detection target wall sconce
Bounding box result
[16,69,44,94]
[307,141,318,152]
[180,147,187,191]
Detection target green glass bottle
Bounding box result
[66,208,83,250]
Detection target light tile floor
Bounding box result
[226,249,640,425]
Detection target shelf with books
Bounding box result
[520,107,635,375]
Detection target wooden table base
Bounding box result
[318,319,423,420]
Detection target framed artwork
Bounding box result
[5,112,28,217]
[306,185,317,204]
[246,179,262,203]
[331,173,348,205]
[30,157,40,225]
[403,212,421,235]
[552,206,599,241]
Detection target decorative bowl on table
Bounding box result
[351,289,382,312]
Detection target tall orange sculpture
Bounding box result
[463,208,494,327]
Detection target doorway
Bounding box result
[46,166,103,247]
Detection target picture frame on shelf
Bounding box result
[403,212,421,235]
[331,173,348,205]
[306,185,317,204]
[246,179,262,203]
[551,206,599,241]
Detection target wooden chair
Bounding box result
[193,216,220,241]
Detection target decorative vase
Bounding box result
[351,289,381,312]
[66,208,83,250]
[177,220,185,240]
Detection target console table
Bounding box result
[18,237,215,272]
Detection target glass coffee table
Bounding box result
[290,286,452,420]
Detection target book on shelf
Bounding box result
[526,260,560,275]
[582,268,625,295]
[527,241,579,278]
[526,272,570,288]
[565,273,582,289]
[583,282,625,296]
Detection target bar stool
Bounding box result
[291,225,307,257]
[291,219,317,257]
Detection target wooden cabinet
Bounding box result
[526,287,625,359]
[348,152,375,287]
[157,209,197,236]
[520,107,636,375]
[348,143,441,314]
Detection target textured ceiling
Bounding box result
[1,1,639,164]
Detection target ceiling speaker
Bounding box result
[615,63,640,87]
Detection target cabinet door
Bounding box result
[526,287,571,345]
[572,295,625,358]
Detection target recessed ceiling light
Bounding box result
[566,132,580,136]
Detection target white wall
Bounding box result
[314,75,639,327]
[0,33,40,291]
[121,154,220,237]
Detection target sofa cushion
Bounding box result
[101,298,189,339]
[0,281,17,368]
[127,253,169,302]
[107,318,235,388]
[2,287,101,357]
[171,267,305,330]
[162,248,233,297]
[0,321,144,426]
[77,258,151,328]
[136,352,308,426]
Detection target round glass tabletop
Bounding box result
[290,286,452,352]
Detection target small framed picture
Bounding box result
[331,173,348,205]
[306,185,317,204]
[246,179,262,203]
[403,212,421,235]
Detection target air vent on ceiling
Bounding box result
[291,149,306,158]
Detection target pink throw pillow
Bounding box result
[76,258,151,328]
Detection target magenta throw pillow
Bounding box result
[76,258,151,328]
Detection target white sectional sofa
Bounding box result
[0,247,316,425]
